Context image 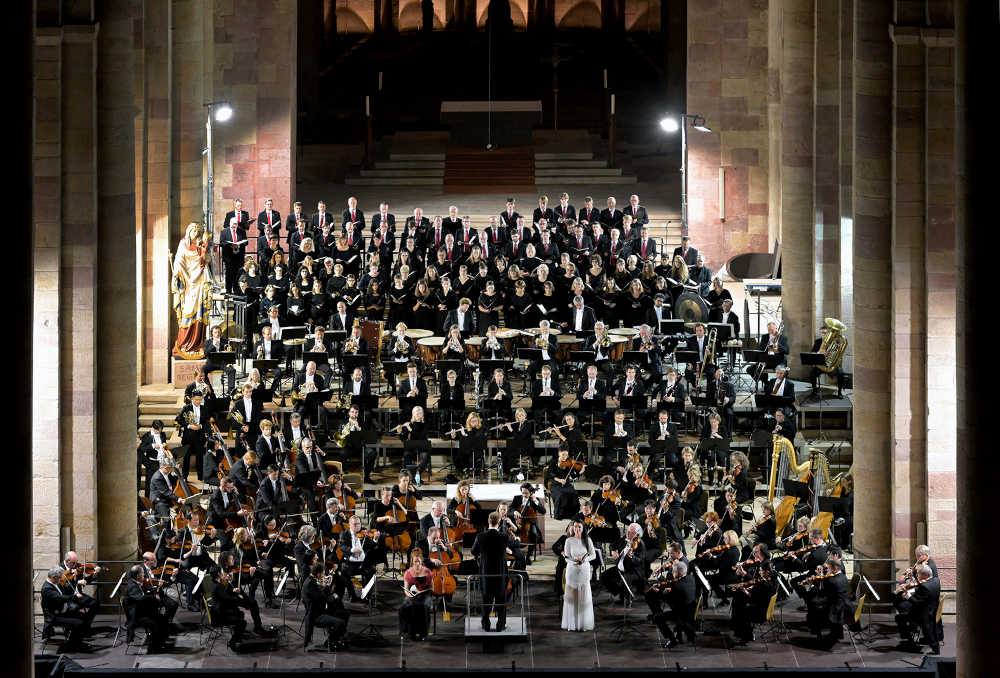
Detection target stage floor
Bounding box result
[37,581,952,671]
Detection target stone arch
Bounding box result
[557,0,601,28]
[336,7,372,33]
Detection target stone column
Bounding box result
[97,0,140,561]
[774,0,815,370]
[850,0,892,566]
[813,0,841,323]
[837,0,854,372]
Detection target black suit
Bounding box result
[176,403,210,480]
[397,375,428,408]
[257,209,281,234]
[137,431,166,497]
[341,207,365,229]
[672,246,699,267]
[577,206,601,226]
[599,208,624,232]
[125,578,168,648]
[311,212,334,231]
[499,210,521,229]
[231,397,264,449]
[41,579,96,646]
[219,224,248,293]
[370,212,395,233]
[294,448,326,512]
[625,204,649,226]
[208,487,243,529]
[895,578,940,650]
[443,309,475,337]
[552,203,576,227]
[764,377,795,400]
[599,537,646,599]
[566,305,597,334]
[472,528,512,630]
[285,212,308,234]
[708,308,741,340]
[302,575,348,647]
[149,469,177,517]
[806,571,853,640]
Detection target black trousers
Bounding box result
[481,583,507,629]
[46,607,97,646]
[305,611,347,646]
[181,441,205,481]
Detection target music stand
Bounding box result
[530,394,561,431]
[381,360,408,399]
[517,348,543,393]
[754,393,795,413]
[483,399,508,437]
[782,478,810,504]
[434,359,462,384]
[505,439,534,479]
[706,323,733,344]
[356,574,386,644]
[274,567,302,640]
[302,351,330,368]
[675,350,699,366]
[609,564,644,641]
[699,437,730,476]
[618,395,646,429]
[578,395,606,438]
[650,438,679,482]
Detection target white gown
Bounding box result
[561,536,595,631]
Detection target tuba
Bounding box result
[817,318,848,373]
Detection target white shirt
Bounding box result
[270,317,281,339]
[305,373,315,385]
[655,306,663,322]
[586,378,596,397]
[192,404,201,420]
[350,532,365,562]
[151,431,162,446]
[352,379,362,395]
[456,310,466,327]
[291,426,303,442]
[543,378,551,394]
[243,397,253,416]
[624,380,635,395]
[660,422,669,436]
[409,377,417,392]
[263,340,272,358]
[615,423,625,436]
[574,308,584,331]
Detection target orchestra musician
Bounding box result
[802,557,854,648]
[548,446,586,519]
[708,368,736,434]
[208,476,250,534]
[399,548,434,641]
[487,368,513,412]
[602,409,633,467]
[209,555,271,646]
[510,483,546,564]
[640,501,668,575]
[599,522,646,604]
[730,554,777,646]
[448,480,481,528]
[318,498,349,542]
[302,561,350,651]
[418,500,452,542]
[149,461,179,518]
[41,567,99,652]
[398,406,430,479]
[338,515,381,601]
[447,411,486,475]
[124,564,170,653]
[442,324,467,361]
[176,391,210,482]
[749,322,789,385]
[894,563,941,655]
[397,362,428,409]
[700,412,730,488]
[713,486,743,536]
[564,295,597,334]
[652,367,686,423]
[612,364,645,402]
[648,559,698,649]
[684,323,713,387]
[587,322,613,374]
[765,364,795,400]
[294,436,327,515]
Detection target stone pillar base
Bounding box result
[171,358,205,388]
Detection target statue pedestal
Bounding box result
[171,357,206,388]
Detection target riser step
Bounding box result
[374,161,447,169]
[534,160,608,169]
[536,177,638,184]
[389,153,446,161]
[359,169,445,177]
[535,168,623,177]
[346,178,444,185]
[534,152,594,160]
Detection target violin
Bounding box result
[749,514,772,532]
[602,488,623,505]
[782,529,808,547]
[729,574,772,593]
[583,513,609,528]
[635,473,654,490]
[558,457,585,472]
[644,515,660,531]
[695,542,731,559]
[801,571,836,586]
[644,574,682,594]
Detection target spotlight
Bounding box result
[692,119,712,133]
[214,104,233,123]
[659,117,679,133]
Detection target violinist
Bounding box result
[725,452,754,505]
[893,544,939,616]
[640,500,668,575]
[41,567,97,652]
[730,557,777,646]
[256,517,297,608]
[786,529,830,582]
[679,467,704,535]
[176,391,209,481]
[177,511,221,606]
[740,501,777,556]
[399,547,434,641]
[227,526,278,608]
[208,477,250,536]
[303,561,351,651]
[124,565,170,653]
[802,557,853,648]
[339,515,380,601]
[599,522,646,604]
[894,563,940,655]
[140,551,180,623]
[590,475,624,526]
[295,435,327,515]
[702,530,741,600]
[547,446,586,520]
[657,481,685,545]
[695,511,724,553]
[510,483,546,565]
[60,551,103,615]
[647,560,698,648]
[318,498,349,541]
[398,406,430,480]
[713,486,743,535]
[210,555,270,645]
[778,516,812,553]
[293,524,319,585]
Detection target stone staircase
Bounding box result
[138,385,184,448]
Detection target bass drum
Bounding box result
[360,319,384,365]
[675,292,710,324]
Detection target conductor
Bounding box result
[471,511,513,632]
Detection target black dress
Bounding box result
[412,294,435,331]
[388,287,412,328]
[507,292,533,330]
[547,458,583,520]
[477,293,499,333]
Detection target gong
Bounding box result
[675,292,709,324]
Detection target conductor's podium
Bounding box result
[464,573,529,653]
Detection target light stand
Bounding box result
[659,113,712,236]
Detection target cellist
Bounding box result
[447,479,481,536]
[509,483,546,565]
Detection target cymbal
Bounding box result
[404,329,433,338]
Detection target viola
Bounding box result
[558,458,585,472]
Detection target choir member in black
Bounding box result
[295,436,327,516]
[599,523,647,603]
[210,556,269,645]
[229,450,261,501]
[487,367,513,412]
[137,420,166,497]
[448,411,487,476]
[397,362,428,409]
[510,483,546,564]
[220,202,249,293]
[548,447,587,520]
[124,565,170,652]
[175,391,209,481]
[387,276,412,327]
[895,563,940,654]
[740,501,777,557]
[258,197,281,235]
[501,408,534,479]
[640,501,668,575]
[713,486,743,536]
[730,556,777,646]
[303,561,351,650]
[339,515,381,601]
[411,280,435,329]
[397,405,430,479]
[802,557,853,647]
[506,280,533,329]
[622,279,649,326]
[602,409,633,467]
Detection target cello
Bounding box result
[383,498,413,554]
[210,418,235,480]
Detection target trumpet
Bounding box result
[344,336,360,354]
[535,333,550,350]
[394,336,410,355]
[599,332,611,348]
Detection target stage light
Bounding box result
[214,104,233,123]
[660,117,680,133]
[692,118,712,133]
